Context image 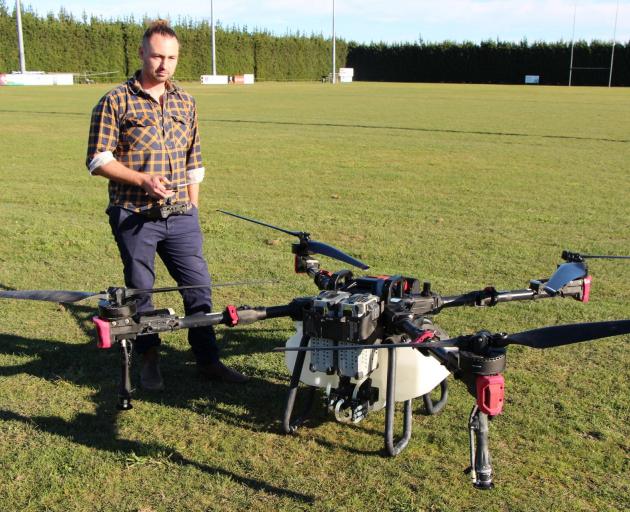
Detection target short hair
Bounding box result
[142,20,179,46]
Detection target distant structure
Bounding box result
[201,1,254,86]
[2,0,73,85]
[568,0,621,87]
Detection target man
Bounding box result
[86,20,248,390]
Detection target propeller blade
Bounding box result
[307,240,370,270]
[127,279,279,297]
[274,339,460,352]
[218,209,370,270]
[276,320,630,354]
[562,250,630,261]
[500,320,630,349]
[580,255,630,259]
[218,210,306,238]
[0,289,106,303]
[543,261,587,296]
[0,280,279,305]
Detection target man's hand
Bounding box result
[92,160,174,200]
[141,174,175,199]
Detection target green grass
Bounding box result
[0,82,629,511]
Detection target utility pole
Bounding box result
[332,0,336,84]
[609,0,620,87]
[16,0,26,73]
[211,0,217,75]
[568,0,577,86]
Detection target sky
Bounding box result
[17,1,630,44]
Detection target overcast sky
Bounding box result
[19,1,630,44]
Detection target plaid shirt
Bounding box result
[86,72,203,211]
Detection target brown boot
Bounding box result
[198,361,250,384]
[140,347,164,391]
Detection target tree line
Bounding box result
[0,5,628,85]
[0,5,347,81]
[346,39,630,86]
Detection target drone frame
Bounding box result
[3,210,629,490]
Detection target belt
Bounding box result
[139,202,192,220]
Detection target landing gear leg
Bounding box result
[468,405,494,489]
[282,335,316,433]
[117,338,133,411]
[422,378,448,415]
[384,347,413,456]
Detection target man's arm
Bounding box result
[185,99,204,208]
[94,160,173,200]
[187,182,199,207]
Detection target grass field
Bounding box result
[0,81,629,512]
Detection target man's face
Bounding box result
[139,34,179,85]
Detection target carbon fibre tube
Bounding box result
[177,303,300,330]
[177,312,225,329]
[283,334,312,434]
[469,406,494,490]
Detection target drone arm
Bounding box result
[392,318,458,369]
[96,300,308,348]
[441,277,589,311]
[176,301,304,330]
[297,256,354,292]
[176,311,229,329]
[441,288,542,309]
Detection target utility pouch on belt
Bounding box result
[140,202,190,220]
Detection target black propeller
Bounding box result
[0,289,106,303]
[562,250,630,262]
[0,280,278,304]
[274,320,630,353]
[497,319,630,349]
[128,280,278,296]
[305,240,369,271]
[218,209,370,270]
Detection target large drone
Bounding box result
[1,211,629,489]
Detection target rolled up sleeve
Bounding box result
[86,95,119,174]
[186,101,203,176]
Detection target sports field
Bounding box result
[0,82,629,511]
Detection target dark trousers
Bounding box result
[108,206,219,364]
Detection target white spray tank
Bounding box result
[285,321,451,409]
[285,322,339,388]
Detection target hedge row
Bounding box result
[0,5,347,81]
[1,5,628,85]
[347,40,630,86]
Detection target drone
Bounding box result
[1,211,629,490]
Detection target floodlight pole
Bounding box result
[211,0,217,75]
[332,0,336,84]
[608,0,620,87]
[568,0,577,86]
[15,0,26,73]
